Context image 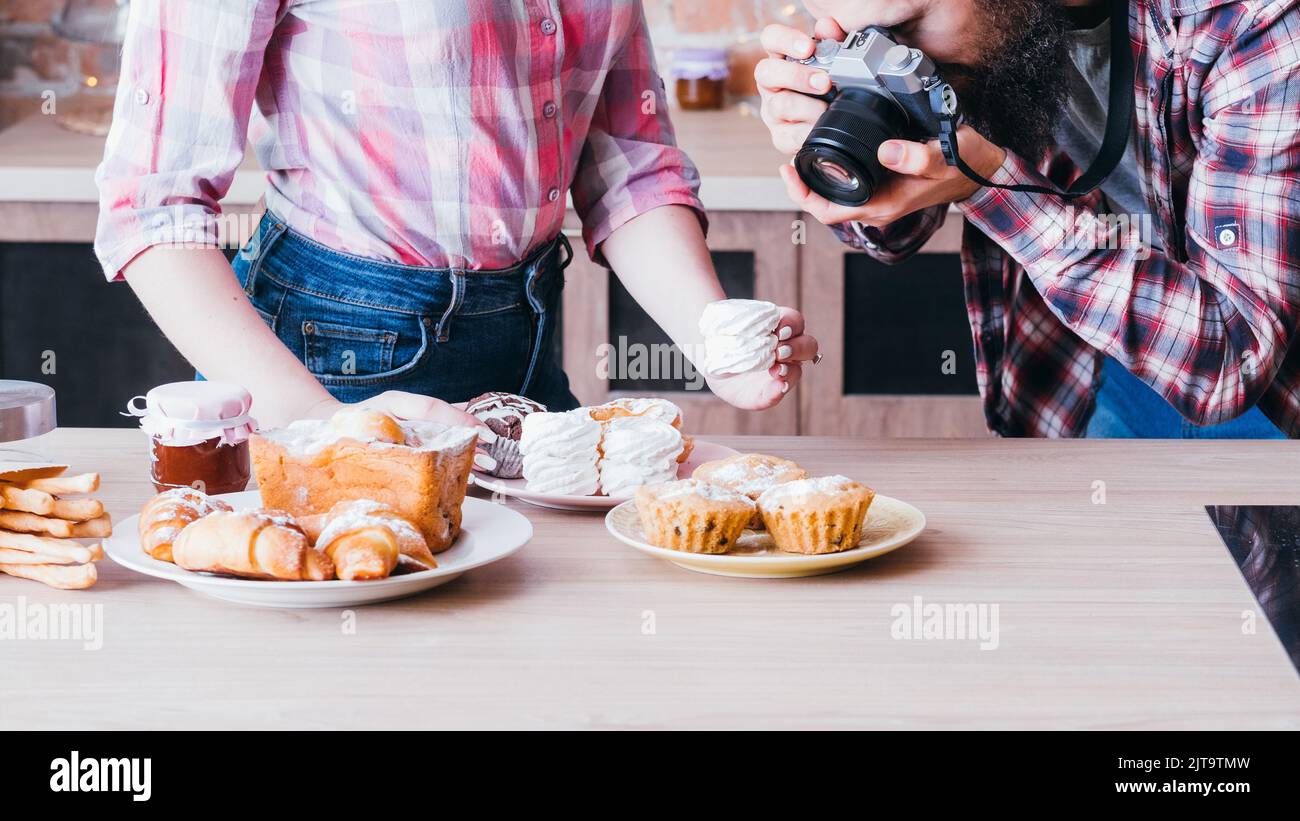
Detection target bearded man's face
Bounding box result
[804,0,1074,160]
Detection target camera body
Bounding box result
[793,27,961,206]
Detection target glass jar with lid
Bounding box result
[126,382,256,495]
[671,47,730,111]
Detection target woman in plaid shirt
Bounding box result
[95,1,818,428]
[758,0,1299,438]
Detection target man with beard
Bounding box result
[757,0,1299,438]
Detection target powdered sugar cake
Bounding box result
[250,409,478,553]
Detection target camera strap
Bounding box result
[939,0,1134,198]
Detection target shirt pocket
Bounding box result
[302,318,401,383]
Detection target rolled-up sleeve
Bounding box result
[569,7,706,265]
[94,0,278,280]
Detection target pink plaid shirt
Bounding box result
[94,0,703,277]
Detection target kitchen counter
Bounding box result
[3,428,1298,730]
[0,106,790,217]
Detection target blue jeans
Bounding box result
[231,213,579,410]
[1085,356,1286,439]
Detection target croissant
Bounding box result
[172,509,334,581]
[315,499,437,579]
[138,487,233,563]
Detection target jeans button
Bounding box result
[303,321,316,335]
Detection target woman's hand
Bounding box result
[706,307,819,411]
[305,390,488,434]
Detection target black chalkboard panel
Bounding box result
[608,251,754,393]
[842,252,978,395]
[0,242,193,427]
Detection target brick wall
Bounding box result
[0,0,124,128]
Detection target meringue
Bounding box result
[520,410,602,495]
[699,299,782,376]
[598,417,684,498]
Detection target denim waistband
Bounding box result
[247,211,571,312]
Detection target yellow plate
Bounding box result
[605,494,926,578]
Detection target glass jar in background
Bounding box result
[125,382,256,495]
[671,47,730,111]
[0,381,57,465]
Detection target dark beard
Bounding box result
[941,0,1073,162]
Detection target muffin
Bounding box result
[465,391,546,479]
[757,476,875,555]
[692,452,807,528]
[635,479,755,554]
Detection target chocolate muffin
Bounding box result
[465,391,547,478]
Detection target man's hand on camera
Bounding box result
[757,18,1007,228]
[757,19,847,155]
[778,125,1007,227]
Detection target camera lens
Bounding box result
[795,87,909,206]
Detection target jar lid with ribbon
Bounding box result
[125,381,256,447]
[670,47,730,81]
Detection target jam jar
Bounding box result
[127,382,256,495]
[671,47,729,111]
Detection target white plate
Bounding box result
[105,490,532,608]
[471,440,739,512]
[605,494,926,578]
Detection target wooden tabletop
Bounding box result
[3,428,1298,730]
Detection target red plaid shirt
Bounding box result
[94,0,702,276]
[838,0,1300,437]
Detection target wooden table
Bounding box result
[3,429,1298,730]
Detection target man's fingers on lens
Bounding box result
[760,23,814,60]
[766,89,826,124]
[769,124,811,156]
[755,57,830,96]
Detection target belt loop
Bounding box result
[556,233,573,271]
[435,270,465,343]
[241,215,288,296]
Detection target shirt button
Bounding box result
[540,18,557,35]
[542,100,557,119]
[547,187,560,203]
[134,87,151,105]
[1218,227,1238,247]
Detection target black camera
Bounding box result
[792,27,961,206]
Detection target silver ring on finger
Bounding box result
[812,353,823,365]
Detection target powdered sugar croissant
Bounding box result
[314,500,436,579]
[172,508,333,581]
